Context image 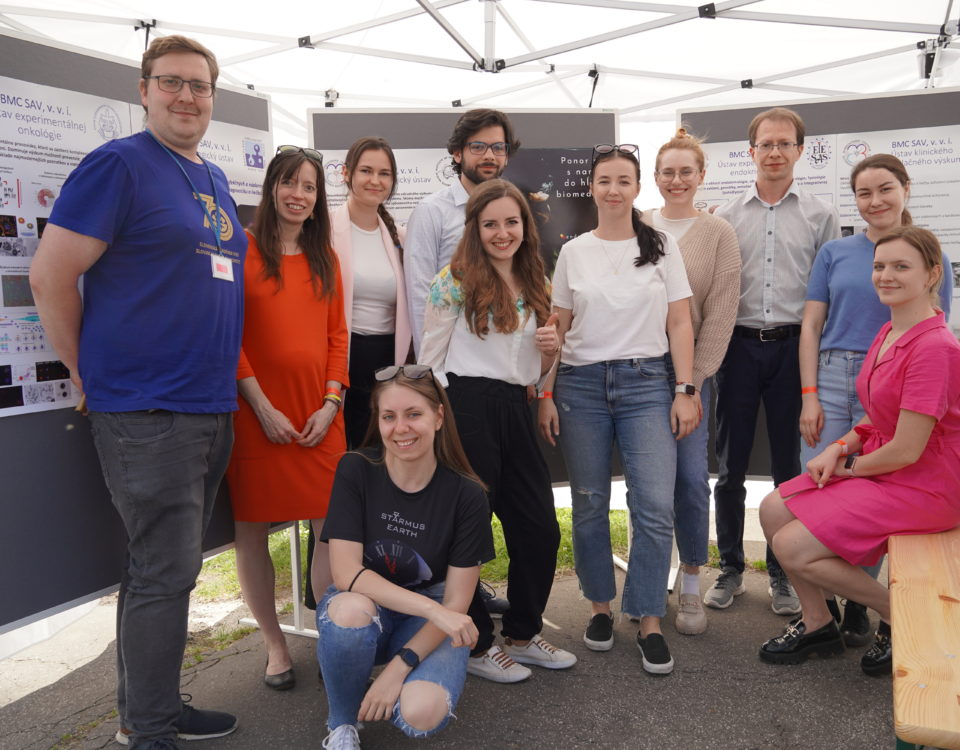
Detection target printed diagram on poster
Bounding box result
[695,123,960,323]
[321,146,596,274]
[0,75,270,417]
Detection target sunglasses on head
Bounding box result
[592,143,639,157]
[276,145,324,164]
[374,365,433,383]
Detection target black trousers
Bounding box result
[343,332,395,449]
[447,375,561,653]
[713,333,802,576]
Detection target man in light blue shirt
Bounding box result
[705,107,840,617]
[404,109,519,355]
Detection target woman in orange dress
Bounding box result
[226,146,349,691]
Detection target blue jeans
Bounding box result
[556,358,676,618]
[316,582,468,738]
[88,410,233,750]
[798,349,882,580]
[675,379,713,567]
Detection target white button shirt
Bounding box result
[716,181,839,328]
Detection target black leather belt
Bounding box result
[733,325,802,342]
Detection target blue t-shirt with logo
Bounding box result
[49,130,247,412]
[806,231,952,353]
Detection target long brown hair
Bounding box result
[360,372,486,490]
[450,179,551,337]
[850,153,912,226]
[344,136,404,259]
[251,150,335,298]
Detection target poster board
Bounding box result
[0,30,272,633]
[679,88,960,477]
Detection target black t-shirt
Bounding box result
[321,451,495,589]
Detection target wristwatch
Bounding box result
[396,647,420,669]
[675,383,696,396]
[844,454,858,476]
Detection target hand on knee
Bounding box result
[326,592,377,628]
[398,681,450,733]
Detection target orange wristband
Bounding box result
[832,439,848,456]
[801,386,818,395]
[538,391,553,400]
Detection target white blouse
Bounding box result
[418,266,545,388]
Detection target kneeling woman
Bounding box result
[317,365,494,748]
[758,225,960,675]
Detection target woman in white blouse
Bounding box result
[419,178,577,683]
[332,136,413,448]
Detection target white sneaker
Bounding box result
[503,635,577,670]
[467,646,532,683]
[322,724,361,750]
[675,593,708,635]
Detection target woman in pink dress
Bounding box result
[756,225,960,676]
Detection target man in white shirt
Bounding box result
[404,108,519,355]
[706,107,840,616]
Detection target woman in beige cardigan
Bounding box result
[331,136,413,448]
[646,129,741,635]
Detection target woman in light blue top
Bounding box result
[798,153,952,644]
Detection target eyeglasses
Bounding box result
[375,365,434,383]
[752,142,799,153]
[276,145,324,164]
[143,75,215,98]
[593,144,639,157]
[656,168,700,181]
[465,141,509,156]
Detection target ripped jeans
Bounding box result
[556,359,676,618]
[316,582,468,738]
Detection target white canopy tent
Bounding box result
[2,1,957,137]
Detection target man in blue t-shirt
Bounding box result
[30,35,245,750]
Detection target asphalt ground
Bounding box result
[0,562,894,750]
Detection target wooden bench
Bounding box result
[889,525,960,750]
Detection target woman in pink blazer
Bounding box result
[332,137,413,448]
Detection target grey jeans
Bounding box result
[89,410,233,749]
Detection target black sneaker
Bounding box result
[115,694,237,746]
[860,620,892,676]
[636,632,674,674]
[479,580,510,619]
[583,613,614,651]
[840,600,872,647]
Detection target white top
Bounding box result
[552,230,691,366]
[419,266,544,388]
[715,181,839,328]
[350,222,397,335]
[648,208,697,242]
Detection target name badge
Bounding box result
[211,254,235,282]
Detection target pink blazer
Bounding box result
[330,202,413,365]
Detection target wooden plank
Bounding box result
[889,526,960,750]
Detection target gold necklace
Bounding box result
[599,239,631,275]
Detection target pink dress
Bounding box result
[780,312,960,566]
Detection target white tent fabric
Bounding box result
[2,0,958,202]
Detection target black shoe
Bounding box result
[759,617,845,665]
[115,694,237,745]
[860,621,892,676]
[840,600,872,647]
[264,667,296,691]
[826,597,842,623]
[583,613,614,651]
[479,581,510,619]
[636,632,674,674]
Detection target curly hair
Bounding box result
[450,179,551,337]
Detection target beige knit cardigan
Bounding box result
[643,210,742,390]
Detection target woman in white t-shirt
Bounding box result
[538,144,699,675]
[419,179,576,684]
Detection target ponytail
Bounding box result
[631,208,665,267]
